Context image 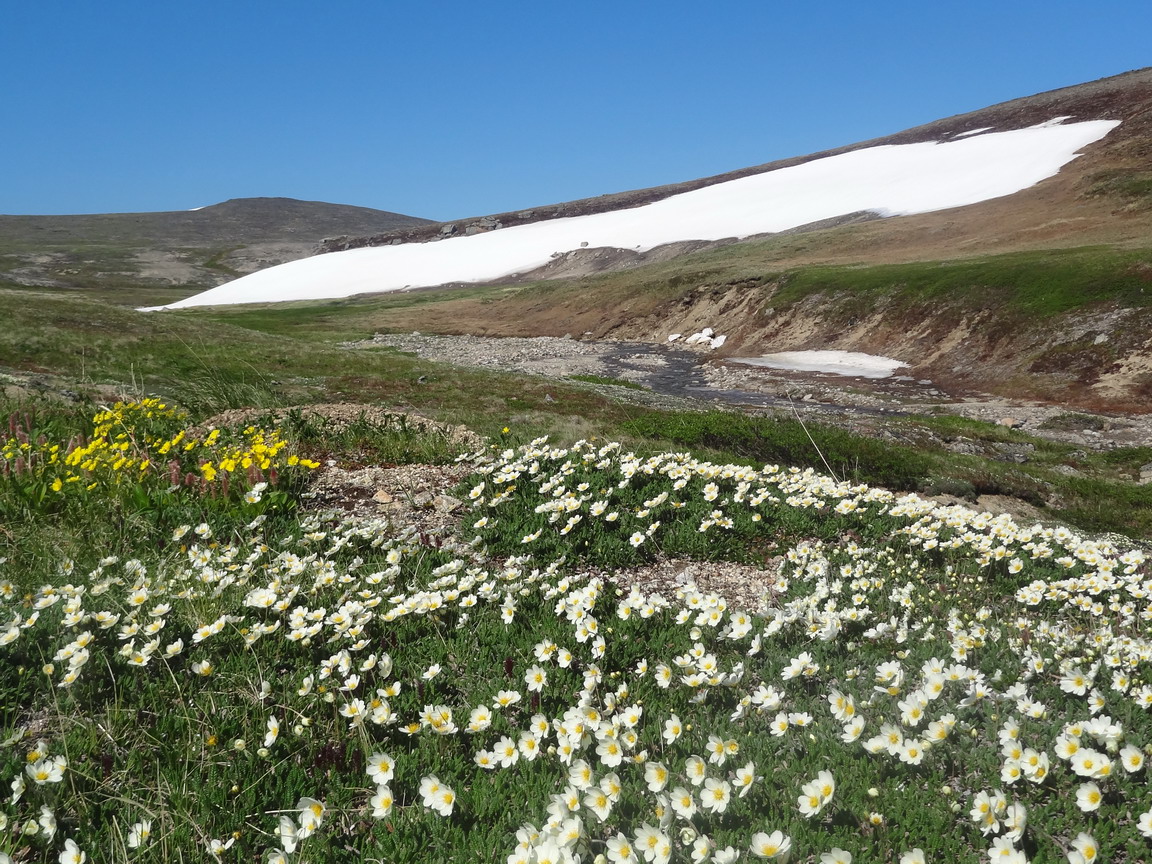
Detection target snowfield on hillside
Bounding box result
[148,119,1119,310]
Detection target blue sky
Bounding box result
[3,1,1149,219]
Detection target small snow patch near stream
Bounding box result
[729,350,909,379]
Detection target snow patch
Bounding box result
[147,118,1120,310]
[730,350,910,379]
[952,127,994,139]
[682,328,727,350]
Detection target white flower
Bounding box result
[1075,782,1103,812]
[988,837,1024,862]
[750,830,791,861]
[1137,808,1152,839]
[419,775,456,817]
[645,761,670,792]
[208,837,235,861]
[699,778,731,814]
[367,752,396,784]
[596,737,624,768]
[525,665,547,692]
[1120,744,1144,773]
[297,796,325,837]
[127,819,152,848]
[607,832,636,864]
[279,816,298,853]
[263,715,280,748]
[734,761,757,797]
[670,786,697,820]
[1068,832,1099,864]
[370,785,394,819]
[38,806,56,841]
[684,755,707,786]
[59,839,85,864]
[26,755,66,784]
[585,787,614,821]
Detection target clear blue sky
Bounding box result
[3,1,1149,220]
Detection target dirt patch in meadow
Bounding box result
[597,557,787,614]
[195,402,484,451]
[306,462,473,537]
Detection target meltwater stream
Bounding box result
[358,334,929,419]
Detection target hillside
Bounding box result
[158,68,1152,311]
[165,69,1152,410]
[319,66,1152,258]
[0,197,432,305]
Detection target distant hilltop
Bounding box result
[0,197,433,302]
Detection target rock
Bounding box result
[998,417,1024,429]
[439,223,456,235]
[945,437,982,456]
[1140,463,1152,485]
[433,494,463,513]
[975,495,1043,522]
[373,490,394,504]
[991,442,1035,464]
[411,491,435,508]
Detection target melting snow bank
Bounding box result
[670,328,727,349]
[144,118,1119,310]
[730,350,910,379]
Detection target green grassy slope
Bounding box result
[2,289,1151,538]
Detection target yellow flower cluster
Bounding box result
[195,426,319,483]
[2,398,319,500]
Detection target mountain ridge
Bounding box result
[0,197,432,303]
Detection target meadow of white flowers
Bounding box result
[2,435,1150,863]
